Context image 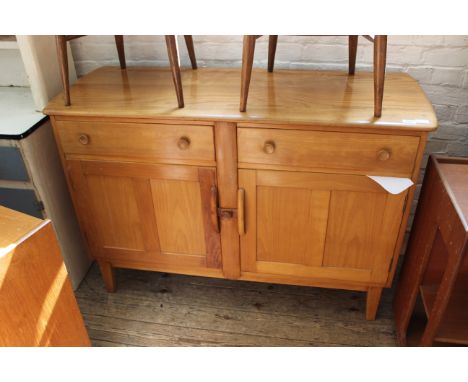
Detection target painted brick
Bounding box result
[433,105,457,123]
[463,71,468,89]
[447,142,468,156]
[431,68,463,86]
[405,66,433,84]
[454,106,468,124]
[443,36,468,47]
[422,47,468,67]
[302,44,348,63]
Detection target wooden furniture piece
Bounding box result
[0,206,90,346]
[240,35,387,117]
[44,66,437,320]
[56,35,197,107]
[0,87,90,289]
[394,156,468,345]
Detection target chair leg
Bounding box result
[348,35,358,75]
[183,35,197,69]
[374,35,387,118]
[268,35,278,73]
[114,35,126,69]
[165,35,184,108]
[55,36,70,106]
[240,35,256,112]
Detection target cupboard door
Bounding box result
[67,160,221,270]
[239,169,407,285]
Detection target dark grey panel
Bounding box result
[0,188,43,218]
[0,147,29,181]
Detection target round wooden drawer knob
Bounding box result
[177,136,191,150]
[263,140,276,154]
[78,134,90,145]
[378,149,391,161]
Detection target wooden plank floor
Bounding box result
[75,264,397,346]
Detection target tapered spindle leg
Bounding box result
[240,35,256,112]
[165,35,184,108]
[184,35,197,69]
[374,35,387,117]
[114,35,126,69]
[348,35,358,75]
[56,36,71,106]
[268,35,278,73]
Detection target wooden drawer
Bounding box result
[238,128,420,176]
[55,120,215,164]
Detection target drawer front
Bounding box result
[55,120,215,164]
[238,128,420,176]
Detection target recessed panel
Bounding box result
[151,179,206,256]
[323,190,387,270]
[86,175,145,251]
[257,186,329,266]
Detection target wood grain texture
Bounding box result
[198,168,222,268]
[183,35,197,70]
[366,287,383,320]
[323,191,387,270]
[56,120,215,164]
[374,35,388,118]
[267,36,278,73]
[165,35,184,108]
[239,169,404,300]
[75,264,398,346]
[151,178,206,256]
[66,160,225,282]
[257,186,329,267]
[0,207,90,346]
[394,155,468,346]
[214,122,240,279]
[98,260,116,293]
[86,174,146,251]
[348,35,358,75]
[238,127,420,177]
[44,67,437,131]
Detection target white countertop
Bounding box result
[0,86,46,138]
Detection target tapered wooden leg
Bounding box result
[366,287,383,320]
[97,260,116,292]
[240,35,256,112]
[165,35,184,108]
[114,35,126,69]
[183,35,197,69]
[268,35,278,73]
[373,35,387,118]
[348,35,358,75]
[55,36,70,106]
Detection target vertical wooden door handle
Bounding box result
[210,186,220,233]
[238,188,245,235]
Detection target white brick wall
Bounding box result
[71,35,468,242]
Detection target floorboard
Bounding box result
[75,264,397,346]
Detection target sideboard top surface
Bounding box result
[44,67,437,131]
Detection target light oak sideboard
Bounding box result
[44,67,437,320]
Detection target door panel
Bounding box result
[151,179,206,255]
[239,169,406,285]
[67,160,221,271]
[257,186,329,267]
[323,190,387,270]
[86,175,146,252]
